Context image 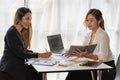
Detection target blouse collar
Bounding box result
[88,27,104,37]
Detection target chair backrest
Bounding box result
[115,54,120,80]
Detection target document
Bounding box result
[68,44,97,54]
[27,59,59,66]
[51,53,67,60]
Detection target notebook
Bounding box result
[68,44,97,54]
[47,34,65,53]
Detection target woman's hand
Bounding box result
[72,49,88,57]
[73,49,98,60]
[64,50,76,57]
[64,50,69,56]
[38,52,52,58]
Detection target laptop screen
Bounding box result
[47,34,64,52]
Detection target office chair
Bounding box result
[115,54,120,80]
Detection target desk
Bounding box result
[32,62,112,80]
[33,63,111,73]
[29,55,112,80]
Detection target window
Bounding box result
[0,0,24,55]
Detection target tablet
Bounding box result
[68,44,97,54]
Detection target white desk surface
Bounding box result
[33,62,112,73]
[30,54,112,73]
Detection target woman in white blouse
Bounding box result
[65,9,116,80]
[82,26,113,62]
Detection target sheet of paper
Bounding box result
[27,59,59,66]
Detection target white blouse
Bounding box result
[83,27,114,62]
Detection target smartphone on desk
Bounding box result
[79,61,102,67]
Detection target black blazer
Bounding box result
[0,25,38,80]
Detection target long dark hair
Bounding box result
[14,7,32,50]
[85,9,105,30]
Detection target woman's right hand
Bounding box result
[38,52,52,58]
[72,49,87,57]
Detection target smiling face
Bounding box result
[85,14,99,31]
[19,12,32,29]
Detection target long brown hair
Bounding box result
[14,7,32,50]
[85,9,105,30]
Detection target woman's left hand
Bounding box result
[72,49,88,57]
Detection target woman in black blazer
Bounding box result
[0,7,52,80]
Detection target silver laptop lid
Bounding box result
[47,34,64,52]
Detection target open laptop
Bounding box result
[47,34,65,53]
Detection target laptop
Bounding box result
[47,34,65,53]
